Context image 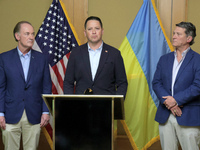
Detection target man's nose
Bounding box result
[92,29,96,33]
[30,34,35,39]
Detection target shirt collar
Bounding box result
[88,41,103,52]
[174,47,190,57]
[17,47,31,57]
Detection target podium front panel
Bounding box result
[54,97,112,150]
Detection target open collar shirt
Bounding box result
[171,47,190,97]
[88,42,103,81]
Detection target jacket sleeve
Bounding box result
[115,51,128,99]
[0,55,6,113]
[152,56,171,104]
[63,50,76,94]
[173,54,200,106]
[42,55,52,112]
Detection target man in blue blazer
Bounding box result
[152,22,200,150]
[63,16,127,97]
[0,21,52,150]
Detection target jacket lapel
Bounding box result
[81,44,93,81]
[94,44,109,81]
[175,49,193,83]
[26,50,35,86]
[14,49,26,82]
[168,52,174,85]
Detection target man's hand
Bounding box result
[170,105,182,117]
[40,114,50,128]
[0,116,6,130]
[163,96,177,109]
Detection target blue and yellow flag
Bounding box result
[119,0,173,149]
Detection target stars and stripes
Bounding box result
[32,0,79,146]
[33,0,78,94]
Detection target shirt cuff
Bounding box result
[0,113,4,116]
[42,112,49,115]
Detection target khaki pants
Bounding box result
[2,110,41,150]
[159,113,200,150]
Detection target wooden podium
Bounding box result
[42,94,125,150]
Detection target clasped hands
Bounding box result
[163,96,182,116]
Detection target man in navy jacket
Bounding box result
[152,22,200,150]
[0,21,52,150]
[64,16,127,98]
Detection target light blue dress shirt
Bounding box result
[17,47,31,81]
[88,42,103,81]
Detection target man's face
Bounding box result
[15,23,35,49]
[172,26,192,48]
[84,20,104,44]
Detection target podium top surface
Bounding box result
[42,94,124,99]
[42,94,125,120]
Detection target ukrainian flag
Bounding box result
[119,0,173,149]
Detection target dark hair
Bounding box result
[13,21,33,42]
[176,22,196,45]
[84,16,103,29]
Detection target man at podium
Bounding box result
[63,16,128,97]
[61,16,127,150]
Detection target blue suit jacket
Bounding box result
[152,49,200,126]
[0,48,52,124]
[63,43,128,98]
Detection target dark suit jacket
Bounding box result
[0,48,52,124]
[152,49,200,126]
[63,42,128,98]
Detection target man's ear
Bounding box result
[187,36,192,43]
[84,30,86,37]
[15,33,20,41]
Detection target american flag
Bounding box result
[32,0,79,147]
[33,0,79,94]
